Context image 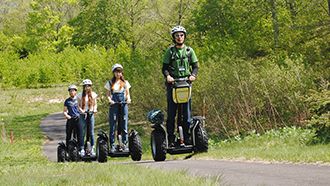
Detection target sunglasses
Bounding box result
[174,33,185,38]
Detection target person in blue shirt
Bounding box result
[63,85,81,147]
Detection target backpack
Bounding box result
[169,45,192,65]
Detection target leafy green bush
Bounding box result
[305,81,330,144]
[193,55,314,138]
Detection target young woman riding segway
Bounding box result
[77,79,98,160]
[96,64,142,162]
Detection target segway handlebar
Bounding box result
[111,101,128,105]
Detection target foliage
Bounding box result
[305,81,330,144]
[0,0,329,138]
[193,56,314,137]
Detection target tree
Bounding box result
[70,0,127,49]
[0,0,31,35]
[25,0,78,53]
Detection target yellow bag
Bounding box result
[172,81,191,103]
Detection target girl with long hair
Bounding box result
[104,64,131,152]
[77,79,98,156]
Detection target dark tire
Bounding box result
[67,141,79,162]
[151,130,166,161]
[96,138,108,163]
[194,125,208,152]
[57,145,66,162]
[129,130,143,161]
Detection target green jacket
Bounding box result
[162,45,198,78]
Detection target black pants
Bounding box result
[66,116,80,146]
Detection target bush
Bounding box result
[193,55,314,138]
[305,81,330,144]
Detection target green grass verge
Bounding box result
[0,87,218,185]
[197,127,330,163]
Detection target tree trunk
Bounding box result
[178,0,183,25]
[269,0,279,49]
[285,0,297,26]
[328,0,330,16]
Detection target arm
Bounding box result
[77,96,84,114]
[106,90,115,105]
[162,48,175,83]
[189,48,199,82]
[191,62,199,77]
[63,106,71,119]
[93,98,98,113]
[126,88,131,104]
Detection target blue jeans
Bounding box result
[79,113,95,149]
[166,84,191,143]
[109,93,128,145]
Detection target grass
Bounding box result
[198,127,330,164]
[0,86,218,185]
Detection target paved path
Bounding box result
[40,112,66,162]
[40,113,330,186]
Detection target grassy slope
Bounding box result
[0,87,217,185]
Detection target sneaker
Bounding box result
[80,149,85,157]
[123,144,129,151]
[110,144,116,153]
[91,147,96,156]
[184,138,192,145]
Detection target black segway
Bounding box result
[96,102,142,162]
[57,117,80,162]
[148,78,208,161]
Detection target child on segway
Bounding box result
[77,79,98,157]
[64,85,81,146]
[57,84,81,162]
[104,64,131,153]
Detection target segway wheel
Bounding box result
[151,130,166,161]
[129,130,142,161]
[194,125,208,152]
[67,140,79,162]
[57,145,66,162]
[96,138,108,163]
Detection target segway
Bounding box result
[81,111,97,162]
[96,102,142,163]
[148,78,208,161]
[57,117,80,162]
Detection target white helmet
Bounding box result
[171,25,187,36]
[112,63,123,72]
[82,79,92,86]
[68,84,77,91]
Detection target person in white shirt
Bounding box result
[104,64,131,152]
[77,79,98,156]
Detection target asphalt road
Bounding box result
[40,113,330,186]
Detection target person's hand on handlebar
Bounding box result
[109,100,115,105]
[189,75,196,82]
[166,75,174,83]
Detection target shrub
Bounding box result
[305,81,330,144]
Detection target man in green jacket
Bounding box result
[162,25,199,146]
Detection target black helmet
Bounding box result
[147,109,164,125]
